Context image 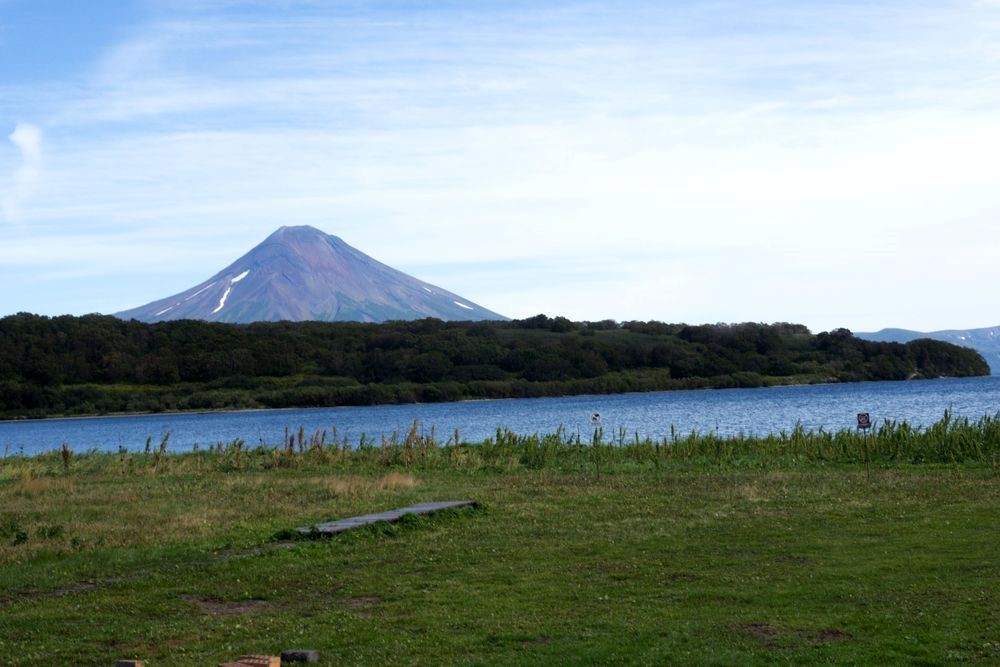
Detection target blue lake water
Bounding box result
[2,376,1000,457]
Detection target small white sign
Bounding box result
[857,412,871,430]
[590,412,602,426]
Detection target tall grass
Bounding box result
[350,409,1000,469]
[5,411,1000,477]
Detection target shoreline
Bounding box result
[0,373,990,425]
[1,376,998,460]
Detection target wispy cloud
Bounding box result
[2,121,43,223]
[2,1,1000,329]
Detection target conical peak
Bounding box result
[277,224,321,234]
[116,225,507,323]
[270,225,334,241]
[259,227,350,266]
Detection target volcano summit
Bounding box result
[116,226,506,324]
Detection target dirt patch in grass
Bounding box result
[813,628,852,643]
[1,574,148,607]
[336,595,381,609]
[733,622,853,648]
[522,637,552,647]
[733,622,781,647]
[334,595,381,617]
[183,595,274,617]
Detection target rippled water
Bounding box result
[2,376,999,457]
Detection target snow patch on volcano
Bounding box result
[185,282,217,301]
[213,286,232,314]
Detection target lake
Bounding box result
[2,376,1000,457]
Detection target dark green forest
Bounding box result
[0,313,989,419]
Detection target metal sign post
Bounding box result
[857,412,871,481]
[590,412,603,445]
[856,413,871,431]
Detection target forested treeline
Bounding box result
[0,313,989,418]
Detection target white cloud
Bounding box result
[2,122,43,223]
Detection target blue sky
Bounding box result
[2,0,1000,332]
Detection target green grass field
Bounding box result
[1,424,998,665]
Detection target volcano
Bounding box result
[115,226,506,323]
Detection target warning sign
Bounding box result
[857,413,871,430]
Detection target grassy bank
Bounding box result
[1,426,998,665]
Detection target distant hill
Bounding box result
[116,225,506,323]
[0,316,989,419]
[857,326,1000,374]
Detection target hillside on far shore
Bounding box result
[0,314,989,419]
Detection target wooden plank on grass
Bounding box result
[237,656,281,667]
[296,500,476,536]
[218,658,280,667]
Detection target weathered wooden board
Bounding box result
[218,656,280,667]
[296,500,476,536]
